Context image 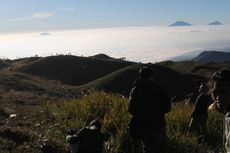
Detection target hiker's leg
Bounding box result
[141,135,153,153]
[141,131,166,153]
[152,132,167,153]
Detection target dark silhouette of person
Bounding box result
[128,66,171,153]
[208,69,230,152]
[76,119,110,153]
[188,83,212,142]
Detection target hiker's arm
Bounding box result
[128,88,139,115]
[161,89,171,113]
[66,135,78,143]
[103,132,111,141]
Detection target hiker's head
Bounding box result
[139,66,153,80]
[198,83,208,93]
[209,69,230,111]
[66,128,77,135]
[89,119,102,130]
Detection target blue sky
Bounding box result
[0,0,230,33]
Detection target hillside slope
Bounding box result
[80,64,198,99]
[15,55,133,85]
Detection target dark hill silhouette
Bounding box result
[193,51,230,62]
[169,21,192,26]
[90,54,127,62]
[208,21,222,25]
[158,60,200,74]
[89,54,114,60]
[13,56,42,63]
[9,54,228,100]
[79,64,198,100]
[15,55,133,85]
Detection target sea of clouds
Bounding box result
[0,25,230,63]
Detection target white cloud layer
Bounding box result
[0,25,230,62]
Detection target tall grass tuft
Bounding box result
[41,91,224,153]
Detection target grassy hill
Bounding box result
[158,60,201,74]
[158,60,230,77]
[2,55,228,101]
[89,53,115,60]
[5,55,198,99]
[80,63,197,99]
[14,55,133,85]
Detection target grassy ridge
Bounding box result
[15,55,133,86]
[41,91,224,153]
[158,60,230,77]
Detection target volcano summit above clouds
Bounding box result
[208,21,223,25]
[169,21,192,26]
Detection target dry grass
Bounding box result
[39,91,224,153]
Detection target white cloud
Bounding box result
[6,12,54,23]
[1,25,230,62]
[32,12,54,19]
[6,17,31,22]
[57,8,76,11]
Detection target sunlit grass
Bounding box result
[40,90,224,153]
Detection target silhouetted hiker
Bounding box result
[188,83,212,142]
[208,69,230,153]
[71,119,110,153]
[128,66,171,153]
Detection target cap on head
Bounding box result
[139,66,153,79]
[89,119,101,129]
[66,128,77,135]
[211,69,230,82]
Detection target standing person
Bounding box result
[128,66,171,153]
[209,69,230,152]
[188,83,212,142]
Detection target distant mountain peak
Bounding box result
[208,21,222,25]
[169,21,192,27]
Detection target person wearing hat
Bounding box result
[76,119,110,153]
[208,69,230,152]
[128,66,171,153]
